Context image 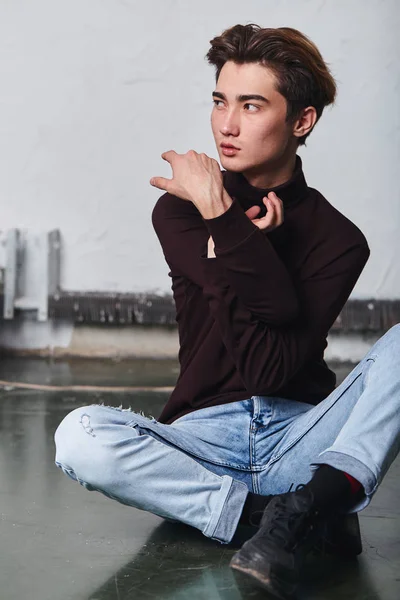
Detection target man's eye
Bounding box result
[213,99,224,107]
[244,103,258,112]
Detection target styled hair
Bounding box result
[206,24,337,145]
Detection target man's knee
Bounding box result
[55,405,108,484]
[55,404,146,491]
[387,323,400,341]
[370,323,400,361]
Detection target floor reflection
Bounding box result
[87,520,384,600]
[0,360,399,600]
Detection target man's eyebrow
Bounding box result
[212,91,269,103]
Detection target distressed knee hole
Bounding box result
[80,413,96,437]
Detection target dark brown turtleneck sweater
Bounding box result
[152,156,370,424]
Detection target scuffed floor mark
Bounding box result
[80,413,96,437]
[114,574,121,600]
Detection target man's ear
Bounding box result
[292,106,318,140]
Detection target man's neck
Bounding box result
[241,153,297,189]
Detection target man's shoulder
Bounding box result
[307,187,368,247]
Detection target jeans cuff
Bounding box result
[205,476,248,544]
[311,449,377,495]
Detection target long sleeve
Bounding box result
[152,192,207,286]
[200,241,370,395]
[203,199,298,325]
[152,192,298,326]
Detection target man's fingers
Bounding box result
[154,151,177,192]
[263,197,277,228]
[161,150,178,163]
[150,176,172,191]
[244,193,284,231]
[245,206,261,220]
[267,192,284,224]
[250,197,277,230]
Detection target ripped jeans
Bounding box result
[54,324,400,544]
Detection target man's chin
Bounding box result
[220,157,245,172]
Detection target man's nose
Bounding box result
[220,110,240,137]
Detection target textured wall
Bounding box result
[0,0,399,297]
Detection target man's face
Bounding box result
[211,61,297,179]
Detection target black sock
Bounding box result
[304,465,353,512]
[239,492,272,527]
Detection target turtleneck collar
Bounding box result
[222,154,308,212]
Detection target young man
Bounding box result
[55,24,400,598]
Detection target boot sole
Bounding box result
[230,551,295,599]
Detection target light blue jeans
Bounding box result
[55,324,400,544]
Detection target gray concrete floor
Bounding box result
[0,357,399,600]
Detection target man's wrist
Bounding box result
[193,188,233,220]
[207,236,216,258]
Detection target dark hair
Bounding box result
[206,24,337,145]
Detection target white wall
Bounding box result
[0,0,399,298]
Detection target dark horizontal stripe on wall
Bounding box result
[48,292,178,326]
[0,293,399,332]
[332,299,400,332]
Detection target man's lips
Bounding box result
[220,143,240,150]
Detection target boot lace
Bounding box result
[260,484,318,551]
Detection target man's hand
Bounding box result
[150,150,232,219]
[207,192,283,259]
[245,192,284,232]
